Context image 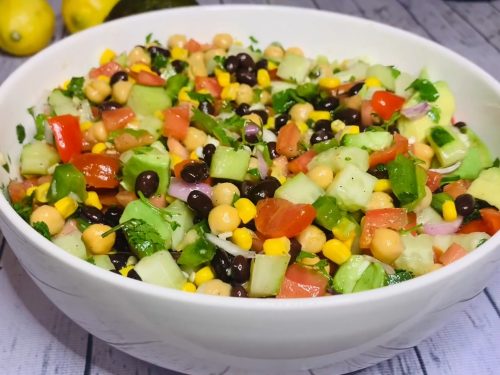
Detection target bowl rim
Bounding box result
[1,4,499,310]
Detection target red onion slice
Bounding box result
[255,150,269,179]
[429,161,461,174]
[423,217,463,235]
[168,177,212,202]
[205,234,256,259]
[401,102,431,120]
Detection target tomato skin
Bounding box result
[186,38,202,53]
[276,123,301,158]
[458,219,489,234]
[288,150,316,174]
[360,208,408,248]
[443,179,471,199]
[163,106,190,140]
[369,133,408,168]
[277,264,328,298]
[479,208,500,236]
[194,77,222,98]
[102,107,135,131]
[89,61,122,79]
[71,153,120,189]
[8,180,36,204]
[134,71,165,87]
[371,91,405,121]
[48,115,82,163]
[439,243,467,265]
[255,198,316,238]
[426,170,442,192]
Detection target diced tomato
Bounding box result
[135,71,165,87]
[276,123,301,158]
[194,77,222,99]
[479,208,500,236]
[48,115,82,163]
[404,212,417,234]
[288,150,316,174]
[277,264,328,298]
[458,219,490,234]
[360,208,408,248]
[443,179,471,199]
[167,137,189,159]
[369,133,408,168]
[186,38,202,53]
[8,180,36,204]
[371,91,405,121]
[255,198,316,238]
[426,170,442,192]
[71,153,120,189]
[163,106,190,140]
[102,107,135,131]
[89,61,122,79]
[439,243,467,265]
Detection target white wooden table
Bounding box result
[1,1,499,374]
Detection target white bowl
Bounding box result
[0,5,499,375]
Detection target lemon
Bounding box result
[0,0,56,56]
[62,0,120,34]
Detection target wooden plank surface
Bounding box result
[0,0,499,374]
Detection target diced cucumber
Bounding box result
[138,116,163,139]
[209,146,251,181]
[352,262,387,292]
[452,232,490,252]
[334,61,369,82]
[52,232,87,259]
[308,146,369,173]
[165,199,195,248]
[93,255,114,270]
[398,115,435,144]
[127,85,171,116]
[395,72,416,98]
[341,131,393,151]
[134,250,186,289]
[326,165,377,211]
[274,173,324,204]
[249,254,290,297]
[467,167,500,210]
[427,126,467,167]
[394,234,434,276]
[48,89,79,116]
[227,45,261,62]
[270,81,297,94]
[416,207,443,226]
[20,141,60,175]
[332,255,371,294]
[277,53,311,84]
[366,64,396,91]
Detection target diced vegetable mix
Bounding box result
[6,32,500,298]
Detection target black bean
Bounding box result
[231,255,250,283]
[236,69,257,86]
[387,124,399,134]
[235,103,251,116]
[199,100,215,115]
[367,166,389,179]
[248,177,281,204]
[181,162,209,183]
[347,82,364,96]
[274,113,289,130]
[103,206,123,227]
[240,181,256,199]
[334,108,361,125]
[288,238,302,265]
[202,144,216,166]
[100,101,122,112]
[127,269,142,281]
[135,170,160,198]
[315,96,340,112]
[148,45,170,58]
[110,71,128,86]
[224,55,239,73]
[267,142,279,159]
[455,194,475,217]
[80,205,104,224]
[211,249,233,283]
[171,59,187,73]
[241,219,257,232]
[187,190,213,217]
[314,119,332,133]
[231,285,248,297]
[250,109,269,124]
[108,253,131,271]
[454,121,467,129]
[236,53,255,70]
[310,129,333,145]
[255,59,268,70]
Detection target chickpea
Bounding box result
[208,205,241,234]
[414,186,432,212]
[236,83,254,105]
[259,90,272,105]
[263,44,284,60]
[307,165,333,189]
[89,121,108,142]
[366,192,394,210]
[127,46,151,66]
[289,102,314,123]
[211,183,240,206]
[168,34,187,49]
[413,142,434,169]
[285,47,304,57]
[212,33,233,50]
[370,228,403,264]
[82,224,115,255]
[84,79,111,104]
[189,51,208,77]
[196,279,231,296]
[204,48,226,65]
[183,127,207,151]
[112,80,133,104]
[30,205,65,236]
[297,225,327,254]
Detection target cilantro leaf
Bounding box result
[16,124,26,143]
[386,269,414,285]
[427,106,441,123]
[390,66,401,79]
[63,77,85,99]
[187,91,214,103]
[191,109,235,146]
[214,55,226,69]
[152,53,168,71]
[32,221,51,240]
[13,195,33,222]
[406,78,439,102]
[27,107,47,141]
[272,88,303,113]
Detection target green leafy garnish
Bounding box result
[191,109,235,146]
[165,73,189,101]
[493,158,500,168]
[27,107,48,141]
[388,154,427,209]
[272,88,303,113]
[137,191,179,231]
[32,221,51,240]
[296,251,317,262]
[145,33,153,44]
[296,83,319,101]
[187,91,214,103]
[177,222,216,268]
[430,126,454,147]
[249,35,259,44]
[390,66,401,79]
[152,53,168,71]
[386,269,414,285]
[16,124,26,143]
[214,55,226,69]
[13,195,33,222]
[406,78,439,102]
[63,76,85,99]
[2,163,10,173]
[428,106,441,123]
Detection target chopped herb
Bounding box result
[349,75,356,83]
[492,158,499,168]
[332,67,341,74]
[247,168,260,178]
[63,76,85,99]
[86,257,96,265]
[430,126,454,147]
[296,83,319,101]
[2,163,10,173]
[476,238,488,247]
[386,269,414,285]
[76,217,91,232]
[214,55,226,69]
[137,191,179,231]
[16,124,26,143]
[296,251,317,262]
[152,53,168,71]
[192,109,235,146]
[32,221,51,240]
[231,193,240,205]
[390,66,401,79]
[381,111,401,130]
[27,107,47,141]
[249,35,259,44]
[187,91,214,103]
[221,115,245,132]
[428,106,441,123]
[399,224,423,234]
[12,195,33,222]
[272,88,303,113]
[406,78,439,102]
[145,32,153,44]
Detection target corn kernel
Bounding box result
[322,239,351,265]
[296,121,309,134]
[99,48,116,65]
[196,88,211,95]
[265,117,275,130]
[232,227,253,250]
[257,69,271,88]
[189,150,199,160]
[332,217,357,241]
[119,265,134,277]
[194,266,215,286]
[365,76,382,88]
[92,142,107,154]
[35,182,50,203]
[331,119,346,133]
[319,77,341,89]
[268,61,278,70]
[234,198,257,224]
[80,121,93,131]
[54,196,78,219]
[26,186,37,197]
[171,47,188,60]
[343,125,360,135]
[221,83,240,101]
[130,63,153,74]
[170,153,184,168]
[154,110,165,120]
[308,111,331,122]
[182,282,197,293]
[442,200,457,222]
[84,191,102,210]
[215,69,231,87]
[178,87,199,107]
[263,237,291,256]
[374,179,392,193]
[60,79,70,90]
[97,75,110,83]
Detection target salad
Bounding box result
[6,33,500,298]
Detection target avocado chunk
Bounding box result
[467,167,500,210]
[127,85,171,116]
